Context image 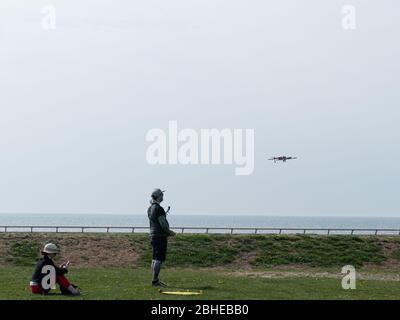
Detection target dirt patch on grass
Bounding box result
[0,233,140,268]
[230,251,260,269]
[230,269,400,282]
[55,236,139,268]
[363,240,400,269]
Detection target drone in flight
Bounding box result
[268,156,298,163]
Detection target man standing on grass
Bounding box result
[147,188,176,287]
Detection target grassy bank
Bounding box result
[1,233,399,269]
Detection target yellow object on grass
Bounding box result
[159,289,203,296]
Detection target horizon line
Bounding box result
[0,212,399,218]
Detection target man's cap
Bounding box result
[42,243,60,254]
[151,188,165,199]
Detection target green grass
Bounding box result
[394,248,400,261]
[1,266,399,300]
[136,235,239,267]
[6,241,39,267]
[138,234,389,268]
[249,235,387,267]
[1,233,397,268]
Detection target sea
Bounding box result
[0,213,399,230]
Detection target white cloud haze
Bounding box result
[0,1,399,216]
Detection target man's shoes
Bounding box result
[152,280,167,287]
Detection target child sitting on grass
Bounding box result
[30,243,80,296]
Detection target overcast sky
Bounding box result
[0,1,399,216]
